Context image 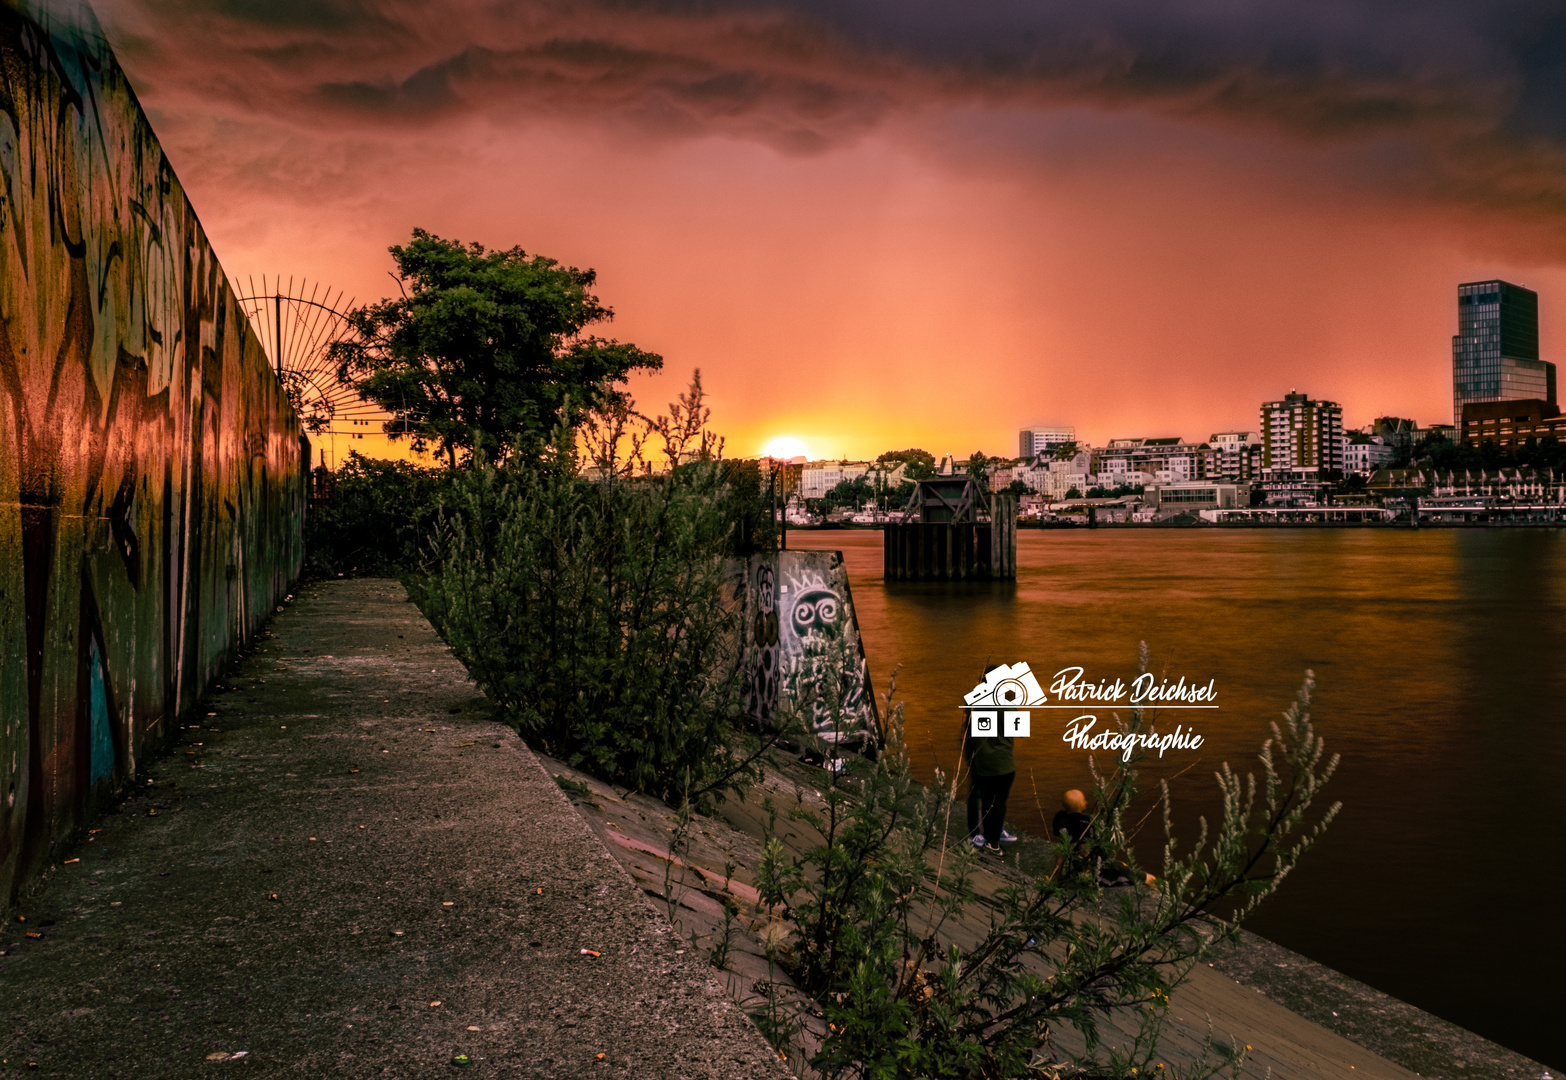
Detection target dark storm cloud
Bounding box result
[92,0,1566,224]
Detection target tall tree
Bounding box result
[332,229,662,467]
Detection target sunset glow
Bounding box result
[761,436,811,461]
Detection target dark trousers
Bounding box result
[969,771,1015,847]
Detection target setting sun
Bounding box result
[760,435,811,460]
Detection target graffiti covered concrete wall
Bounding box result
[0,0,304,900]
[738,550,878,752]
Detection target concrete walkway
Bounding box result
[0,579,789,1079]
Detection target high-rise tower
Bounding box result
[1452,280,1556,423]
[1260,392,1342,479]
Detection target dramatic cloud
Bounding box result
[78,0,1566,461]
[96,0,1566,229]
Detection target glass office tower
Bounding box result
[1453,280,1557,423]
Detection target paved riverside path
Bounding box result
[0,579,790,1079]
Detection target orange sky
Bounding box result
[95,0,1566,464]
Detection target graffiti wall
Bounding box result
[0,0,304,901]
[737,550,878,752]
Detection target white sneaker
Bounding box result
[970,834,986,848]
[1000,829,1019,843]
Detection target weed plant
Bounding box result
[411,373,779,802]
[752,642,1340,1079]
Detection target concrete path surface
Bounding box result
[0,578,789,1079]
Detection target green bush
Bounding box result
[302,451,447,577]
[411,375,782,801]
[414,457,757,800]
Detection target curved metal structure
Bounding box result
[236,277,388,436]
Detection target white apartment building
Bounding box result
[1093,438,1205,486]
[1205,432,1261,482]
[1342,433,1396,476]
[1045,450,1092,497]
[1009,449,1092,498]
[1011,459,1052,493]
[800,461,872,500]
[799,460,906,500]
[1018,426,1076,458]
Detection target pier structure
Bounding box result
[883,478,1016,580]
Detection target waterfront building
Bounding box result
[1371,416,1418,449]
[1007,448,1095,498]
[1260,391,1343,482]
[1452,280,1558,424]
[1018,426,1076,458]
[1093,438,1205,486]
[1342,433,1396,476]
[800,460,873,500]
[1045,449,1092,497]
[1205,432,1260,482]
[1144,482,1246,515]
[1011,459,1049,492]
[1418,467,1566,523]
[758,456,805,500]
[1459,399,1566,448]
[1201,505,1396,524]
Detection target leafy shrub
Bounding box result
[302,451,447,577]
[412,373,778,801]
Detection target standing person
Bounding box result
[963,714,1016,856]
[963,744,1019,847]
[962,665,1020,850]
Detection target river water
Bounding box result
[787,527,1566,1068]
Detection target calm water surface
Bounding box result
[789,527,1566,1068]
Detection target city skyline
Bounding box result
[93,0,1566,464]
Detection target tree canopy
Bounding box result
[876,448,936,480]
[332,229,662,467]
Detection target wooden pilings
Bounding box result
[990,493,1016,578]
[883,487,1017,581]
[883,522,975,580]
[883,511,1017,581]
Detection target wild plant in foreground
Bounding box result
[754,642,1340,1079]
[411,373,779,804]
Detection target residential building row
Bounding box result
[1010,400,1415,500]
[787,281,1560,513]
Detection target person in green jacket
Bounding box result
[963,710,1016,855]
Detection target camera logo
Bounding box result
[963,662,1044,738]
